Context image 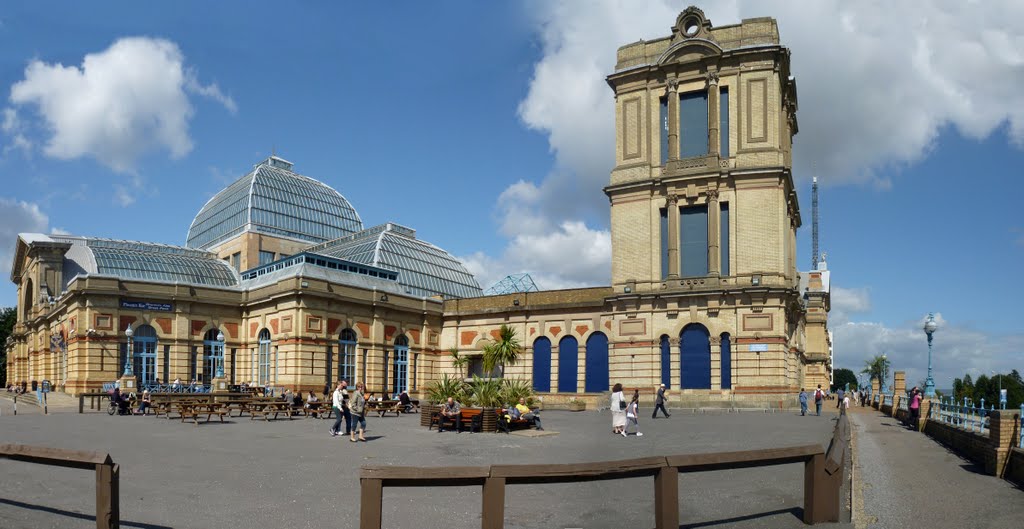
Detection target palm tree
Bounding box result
[448,347,470,379]
[482,324,521,378]
[861,354,891,389]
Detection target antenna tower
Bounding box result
[811,176,819,269]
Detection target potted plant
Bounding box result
[567,396,586,411]
[467,375,503,432]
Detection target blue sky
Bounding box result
[1,1,1022,389]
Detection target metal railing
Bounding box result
[928,397,993,435]
[882,394,893,407]
[897,396,908,411]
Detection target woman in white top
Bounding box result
[610,383,627,434]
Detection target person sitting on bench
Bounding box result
[398,391,413,412]
[137,389,152,415]
[514,398,544,430]
[437,397,461,432]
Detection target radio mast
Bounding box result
[811,176,819,269]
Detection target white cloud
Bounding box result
[833,313,1024,392]
[0,198,49,277]
[1,108,32,157]
[829,286,872,325]
[7,36,235,174]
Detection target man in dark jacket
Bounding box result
[652,384,671,418]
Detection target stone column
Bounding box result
[666,194,680,279]
[988,409,1021,477]
[893,371,905,396]
[667,79,680,162]
[707,188,720,277]
[707,71,720,156]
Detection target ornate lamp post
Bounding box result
[123,324,134,376]
[215,330,226,378]
[923,313,938,398]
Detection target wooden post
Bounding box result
[79,394,84,414]
[95,462,119,529]
[803,453,824,524]
[653,465,679,529]
[359,478,383,529]
[481,477,506,529]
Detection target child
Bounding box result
[623,390,643,437]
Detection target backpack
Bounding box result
[814,390,823,402]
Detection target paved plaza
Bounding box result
[0,400,849,529]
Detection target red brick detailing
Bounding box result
[408,329,420,345]
[460,331,476,346]
[250,322,259,338]
[270,318,279,335]
[155,318,173,335]
[119,315,137,333]
[384,325,397,341]
[327,318,342,336]
[549,326,562,337]
[356,322,370,339]
[191,319,206,336]
[575,325,589,336]
[489,329,502,341]
[224,322,238,339]
[604,320,612,330]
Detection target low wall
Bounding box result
[923,419,993,471]
[1005,448,1024,488]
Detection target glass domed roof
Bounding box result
[186,156,363,250]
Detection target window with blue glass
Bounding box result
[258,329,272,385]
[393,335,409,396]
[133,325,158,386]
[680,205,709,277]
[720,202,730,276]
[339,329,356,384]
[258,251,275,266]
[679,90,708,158]
[202,329,223,385]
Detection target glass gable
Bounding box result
[56,236,239,287]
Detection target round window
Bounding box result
[684,19,700,37]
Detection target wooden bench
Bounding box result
[430,408,483,433]
[496,409,537,434]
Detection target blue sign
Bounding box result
[748,344,769,352]
[120,300,173,312]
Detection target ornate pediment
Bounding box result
[672,7,713,41]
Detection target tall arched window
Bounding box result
[133,325,158,386]
[202,329,223,385]
[532,337,551,392]
[558,336,579,393]
[23,279,33,320]
[679,323,711,389]
[339,329,357,384]
[720,333,732,390]
[584,332,609,393]
[393,335,409,396]
[660,335,671,388]
[258,329,272,385]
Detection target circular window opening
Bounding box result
[684,19,700,37]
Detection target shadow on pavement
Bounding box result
[0,498,173,529]
[680,507,802,528]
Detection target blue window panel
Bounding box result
[721,333,732,390]
[584,332,609,393]
[557,336,578,393]
[721,202,730,276]
[680,324,711,389]
[532,337,551,392]
[660,96,668,165]
[259,251,275,266]
[660,208,669,278]
[679,90,708,158]
[660,335,671,389]
[680,205,708,277]
[720,87,729,157]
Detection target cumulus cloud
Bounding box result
[7,36,235,175]
[0,198,49,277]
[829,286,872,325]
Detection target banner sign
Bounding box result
[748,344,769,352]
[120,300,173,312]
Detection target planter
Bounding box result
[420,404,438,427]
[481,407,497,433]
[567,401,586,412]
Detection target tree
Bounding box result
[832,368,858,392]
[0,307,16,384]
[861,354,890,388]
[482,324,521,377]
[448,347,470,379]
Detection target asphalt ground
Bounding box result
[0,404,849,529]
[850,408,1024,529]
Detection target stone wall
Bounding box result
[1004,448,1024,488]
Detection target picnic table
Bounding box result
[303,401,332,419]
[178,402,228,425]
[221,399,255,417]
[366,400,403,417]
[248,401,293,421]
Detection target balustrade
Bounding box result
[930,397,993,435]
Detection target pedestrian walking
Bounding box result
[350,382,367,442]
[610,383,627,435]
[814,385,824,416]
[652,383,670,418]
[842,393,850,415]
[623,390,643,437]
[329,381,346,437]
[798,388,808,416]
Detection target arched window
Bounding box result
[258,329,272,385]
[679,323,711,389]
[584,332,609,393]
[23,279,32,320]
[133,325,158,386]
[720,333,732,390]
[558,336,579,393]
[339,329,356,384]
[532,337,551,392]
[393,335,409,396]
[202,329,224,385]
[660,335,671,388]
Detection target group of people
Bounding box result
[329,380,368,442]
[799,385,863,416]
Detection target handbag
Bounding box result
[618,396,627,410]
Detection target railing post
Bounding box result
[79,394,85,414]
[360,478,383,529]
[95,462,119,529]
[481,477,506,529]
[654,465,679,529]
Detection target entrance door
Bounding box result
[393,336,409,396]
[134,325,158,386]
[679,324,711,389]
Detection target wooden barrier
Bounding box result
[0,444,119,529]
[359,415,850,528]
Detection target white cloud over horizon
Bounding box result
[0,198,49,278]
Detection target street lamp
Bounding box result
[923,313,938,398]
[880,353,889,394]
[123,324,134,376]
[215,330,226,378]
